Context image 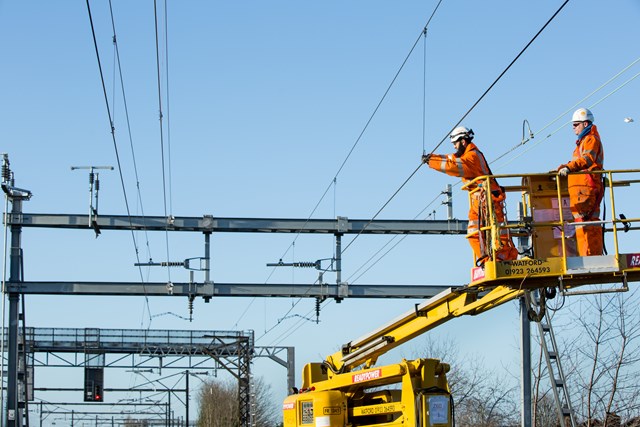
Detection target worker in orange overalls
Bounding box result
[422,126,518,265]
[556,107,604,256]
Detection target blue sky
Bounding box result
[1,0,639,423]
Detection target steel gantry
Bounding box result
[2,159,467,427]
[11,327,294,427]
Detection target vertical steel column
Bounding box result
[335,234,342,284]
[237,333,252,427]
[286,347,295,392]
[446,184,453,220]
[167,392,171,427]
[203,232,211,284]
[185,370,189,427]
[518,202,532,427]
[6,197,22,427]
[521,298,532,427]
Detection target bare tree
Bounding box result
[558,288,640,426]
[408,335,519,426]
[197,378,238,427]
[253,376,280,427]
[196,376,279,427]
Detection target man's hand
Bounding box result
[421,154,431,164]
[558,166,570,177]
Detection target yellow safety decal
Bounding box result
[496,258,562,277]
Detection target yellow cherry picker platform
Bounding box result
[283,169,640,427]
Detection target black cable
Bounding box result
[163,0,174,216]
[259,2,447,342]
[259,0,570,344]
[342,0,571,255]
[107,0,154,324]
[86,0,154,320]
[153,0,172,284]
[264,0,447,277]
[342,163,422,254]
[428,0,571,155]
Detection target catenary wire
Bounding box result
[422,25,428,154]
[346,62,640,285]
[86,0,154,323]
[163,0,174,216]
[340,0,571,256]
[494,69,640,170]
[265,0,569,346]
[255,262,335,343]
[262,0,446,279]
[346,194,442,284]
[427,0,570,155]
[107,0,155,327]
[260,2,638,354]
[153,0,172,284]
[258,0,566,344]
[492,55,640,166]
[242,2,447,332]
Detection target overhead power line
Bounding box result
[255,4,580,342]
[259,0,571,343]
[86,0,154,326]
[263,0,447,277]
[346,56,640,286]
[153,0,173,284]
[340,0,571,255]
[428,0,571,155]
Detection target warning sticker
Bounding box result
[627,254,640,268]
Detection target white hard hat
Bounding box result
[450,126,474,143]
[572,108,594,123]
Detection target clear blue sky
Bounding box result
[1,0,639,423]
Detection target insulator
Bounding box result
[188,296,194,322]
[1,163,9,182]
[160,261,185,267]
[315,297,321,324]
[294,262,316,268]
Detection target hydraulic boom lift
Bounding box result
[283,170,640,427]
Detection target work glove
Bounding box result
[421,154,432,164]
[557,166,570,177]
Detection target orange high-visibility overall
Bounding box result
[428,142,518,264]
[560,124,604,256]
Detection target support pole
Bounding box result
[518,202,532,427]
[521,298,532,427]
[7,197,23,427]
[286,347,296,392]
[446,184,453,220]
[335,234,342,285]
[185,370,189,427]
[204,233,211,284]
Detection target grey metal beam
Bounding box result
[7,281,451,298]
[8,213,468,234]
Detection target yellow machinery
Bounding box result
[283,170,640,427]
